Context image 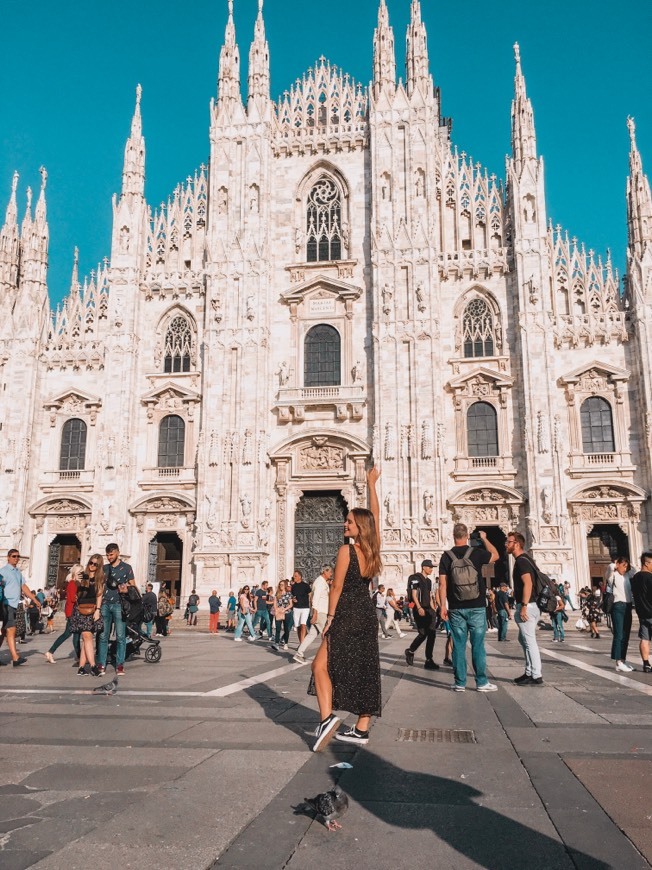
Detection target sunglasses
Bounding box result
[89,561,101,567]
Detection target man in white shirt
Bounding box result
[293,565,332,663]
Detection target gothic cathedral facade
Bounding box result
[1,0,651,600]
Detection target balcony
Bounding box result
[567,451,633,478]
[453,454,515,480]
[40,469,95,493]
[139,466,197,490]
[274,384,366,424]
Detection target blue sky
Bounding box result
[0,0,650,307]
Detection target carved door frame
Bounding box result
[269,431,370,580]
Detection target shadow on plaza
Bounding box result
[243,681,610,870]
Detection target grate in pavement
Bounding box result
[396,728,477,743]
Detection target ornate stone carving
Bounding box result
[240,493,252,528]
[384,421,396,460]
[541,487,553,524]
[384,492,396,528]
[209,431,220,467]
[299,444,344,471]
[242,429,254,465]
[423,491,434,527]
[421,420,434,460]
[537,411,549,454]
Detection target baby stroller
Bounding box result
[107,587,162,665]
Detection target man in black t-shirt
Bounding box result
[439,524,498,692]
[506,531,543,686]
[630,551,652,673]
[291,570,311,644]
[252,581,272,640]
[405,560,439,670]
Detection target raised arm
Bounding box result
[367,466,381,546]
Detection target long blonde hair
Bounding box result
[81,553,105,598]
[351,508,382,577]
[275,580,288,600]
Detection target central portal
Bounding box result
[294,491,348,582]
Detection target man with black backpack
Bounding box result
[505,531,543,686]
[438,524,499,692]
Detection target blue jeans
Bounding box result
[98,602,126,667]
[449,607,489,688]
[48,616,81,658]
[234,611,255,639]
[253,609,272,638]
[610,602,632,661]
[497,610,509,641]
[552,611,565,640]
[141,620,154,639]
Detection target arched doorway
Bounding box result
[47,534,81,594]
[471,526,508,587]
[148,532,183,606]
[587,525,630,587]
[294,491,348,582]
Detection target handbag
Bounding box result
[91,615,105,634]
[77,602,96,616]
[601,590,614,614]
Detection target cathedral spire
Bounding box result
[70,246,80,293]
[218,0,242,107]
[406,0,431,97]
[626,116,652,260]
[373,0,396,99]
[511,43,538,176]
[248,0,270,104]
[122,85,145,198]
[34,166,48,229]
[0,172,20,293]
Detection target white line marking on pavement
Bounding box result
[0,660,309,700]
[542,648,652,697]
[203,661,307,697]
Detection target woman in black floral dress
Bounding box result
[312,467,382,751]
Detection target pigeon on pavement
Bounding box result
[303,784,349,831]
[92,677,118,696]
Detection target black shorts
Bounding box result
[2,604,17,628]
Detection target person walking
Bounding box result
[70,557,104,677]
[505,531,544,687]
[384,588,406,638]
[312,467,382,751]
[552,590,566,642]
[271,580,294,650]
[630,552,652,673]
[291,571,311,646]
[0,549,41,667]
[155,587,172,636]
[252,581,272,639]
[233,586,257,642]
[226,591,237,632]
[439,527,499,692]
[44,587,59,634]
[495,581,512,641]
[208,590,222,634]
[98,543,135,677]
[293,565,332,663]
[608,556,634,672]
[186,590,200,626]
[374,584,391,639]
[44,564,84,664]
[405,560,440,670]
[141,583,158,638]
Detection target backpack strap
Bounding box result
[464,548,473,559]
[444,550,456,562]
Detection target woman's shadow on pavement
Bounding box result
[244,681,610,870]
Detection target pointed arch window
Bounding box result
[306,177,342,263]
[467,402,498,457]
[580,397,615,454]
[60,419,87,471]
[164,316,192,373]
[304,324,341,387]
[463,298,495,358]
[158,415,185,468]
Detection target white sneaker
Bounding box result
[398,632,406,638]
[233,637,242,642]
[477,682,498,692]
[451,684,466,692]
[293,653,305,663]
[248,636,257,643]
[616,661,634,672]
[312,714,341,752]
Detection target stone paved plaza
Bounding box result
[0,621,651,869]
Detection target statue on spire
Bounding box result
[406,0,432,98]
[248,0,270,104]
[218,0,242,107]
[626,115,652,260]
[122,84,146,199]
[510,42,538,176]
[373,0,396,99]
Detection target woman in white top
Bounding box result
[384,588,406,638]
[609,556,634,672]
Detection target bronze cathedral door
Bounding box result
[294,492,347,582]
